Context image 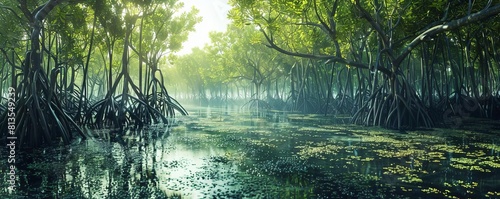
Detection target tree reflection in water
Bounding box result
[1,106,499,198]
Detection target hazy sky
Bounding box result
[177,0,231,55]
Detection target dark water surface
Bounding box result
[1,106,500,198]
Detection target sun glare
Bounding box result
[177,0,231,55]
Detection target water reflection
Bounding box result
[0,105,499,198]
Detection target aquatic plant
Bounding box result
[296,142,342,160]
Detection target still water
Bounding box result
[1,106,499,198]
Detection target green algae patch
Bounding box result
[296,142,343,160]
[450,155,500,172]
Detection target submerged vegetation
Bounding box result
[1,106,498,198]
[188,107,500,198]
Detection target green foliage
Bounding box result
[226,0,500,128]
[0,0,200,148]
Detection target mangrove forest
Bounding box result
[0,0,499,198]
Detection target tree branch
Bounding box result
[396,3,500,66]
[313,0,336,41]
[259,28,392,76]
[354,0,396,63]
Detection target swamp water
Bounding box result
[1,106,500,199]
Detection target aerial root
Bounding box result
[1,68,84,148]
[352,80,433,129]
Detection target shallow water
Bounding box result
[1,105,500,198]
